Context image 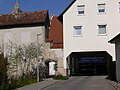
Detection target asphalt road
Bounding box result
[41,76,116,90]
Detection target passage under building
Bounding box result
[67,51,112,76]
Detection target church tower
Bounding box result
[11,0,22,14]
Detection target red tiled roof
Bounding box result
[50,44,63,49]
[48,16,63,49]
[0,10,49,26]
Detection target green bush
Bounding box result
[53,74,69,80]
[0,77,37,90]
[0,84,9,90]
[0,53,8,90]
[9,77,37,89]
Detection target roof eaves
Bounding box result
[109,33,120,43]
[0,22,45,29]
[58,0,76,23]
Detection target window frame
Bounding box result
[98,24,107,36]
[77,5,85,15]
[98,4,106,14]
[73,26,82,37]
[119,2,120,12]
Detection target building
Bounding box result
[45,16,64,75]
[0,0,50,77]
[59,0,120,76]
[0,0,65,77]
[109,33,120,82]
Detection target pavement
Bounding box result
[15,78,61,90]
[41,76,116,90]
[15,76,120,90]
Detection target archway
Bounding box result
[45,59,57,76]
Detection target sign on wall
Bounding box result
[79,57,106,63]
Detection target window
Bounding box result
[98,4,106,14]
[119,2,120,12]
[98,25,107,35]
[77,5,85,15]
[73,26,82,36]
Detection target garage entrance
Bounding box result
[67,51,112,76]
[79,63,107,75]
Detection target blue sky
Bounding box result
[0,0,73,16]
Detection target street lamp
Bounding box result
[37,33,41,82]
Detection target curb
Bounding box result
[40,80,61,90]
[108,80,120,90]
[15,79,61,90]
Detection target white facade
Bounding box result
[63,0,120,69]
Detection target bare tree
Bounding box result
[3,39,47,80]
[13,42,44,78]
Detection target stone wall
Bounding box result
[44,43,65,75]
[0,26,47,78]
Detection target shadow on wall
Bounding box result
[107,61,116,81]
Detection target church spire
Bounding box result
[11,0,22,14]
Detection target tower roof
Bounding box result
[11,0,23,14]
